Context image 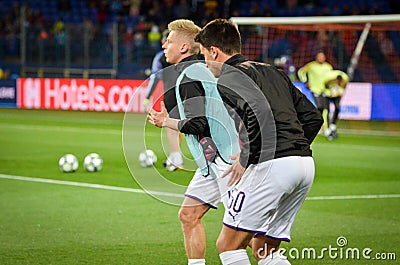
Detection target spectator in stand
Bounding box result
[125,5,140,30]
[110,0,122,15]
[122,26,135,62]
[53,18,66,62]
[58,0,71,17]
[301,0,318,11]
[0,68,10,79]
[53,17,65,33]
[390,0,400,13]
[120,0,131,16]
[204,0,219,14]
[146,2,164,26]
[157,0,174,23]
[286,0,299,13]
[174,0,191,19]
[329,5,343,16]
[140,0,155,18]
[148,24,162,50]
[96,0,110,26]
[30,10,46,25]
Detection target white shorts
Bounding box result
[184,157,232,209]
[222,156,315,242]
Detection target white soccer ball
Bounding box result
[330,84,345,97]
[138,149,157,167]
[83,153,103,172]
[59,154,79,173]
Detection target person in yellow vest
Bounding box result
[323,70,349,140]
[148,24,162,49]
[298,51,333,136]
[0,68,10,79]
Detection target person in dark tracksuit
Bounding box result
[195,18,323,265]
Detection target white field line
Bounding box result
[306,194,400,200]
[0,174,183,198]
[0,123,160,136]
[0,123,122,135]
[340,128,400,137]
[314,142,400,152]
[1,174,400,201]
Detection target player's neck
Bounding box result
[220,53,238,64]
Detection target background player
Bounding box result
[323,69,349,140]
[298,51,333,138]
[144,29,170,110]
[144,29,183,171]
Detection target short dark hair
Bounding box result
[195,19,241,55]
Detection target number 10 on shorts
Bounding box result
[227,189,246,221]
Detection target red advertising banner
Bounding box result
[17,78,164,112]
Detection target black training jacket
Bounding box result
[167,55,210,137]
[219,54,323,167]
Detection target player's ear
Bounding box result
[180,43,189,54]
[210,46,218,59]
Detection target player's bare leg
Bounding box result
[248,238,254,249]
[179,196,211,264]
[252,235,290,264]
[216,225,253,264]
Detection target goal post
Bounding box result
[231,14,400,83]
[347,22,371,81]
[231,14,400,25]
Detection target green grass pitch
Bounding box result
[0,108,399,264]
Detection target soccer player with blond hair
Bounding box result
[149,19,240,265]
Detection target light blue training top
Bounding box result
[175,62,240,179]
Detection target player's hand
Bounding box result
[148,101,168,127]
[221,153,245,186]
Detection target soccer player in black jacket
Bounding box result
[195,19,323,265]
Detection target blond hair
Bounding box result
[168,19,201,54]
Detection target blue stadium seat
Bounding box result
[72,14,83,24]
[48,1,56,8]
[62,13,72,23]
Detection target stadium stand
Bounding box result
[0,0,398,81]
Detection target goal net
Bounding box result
[231,15,400,83]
